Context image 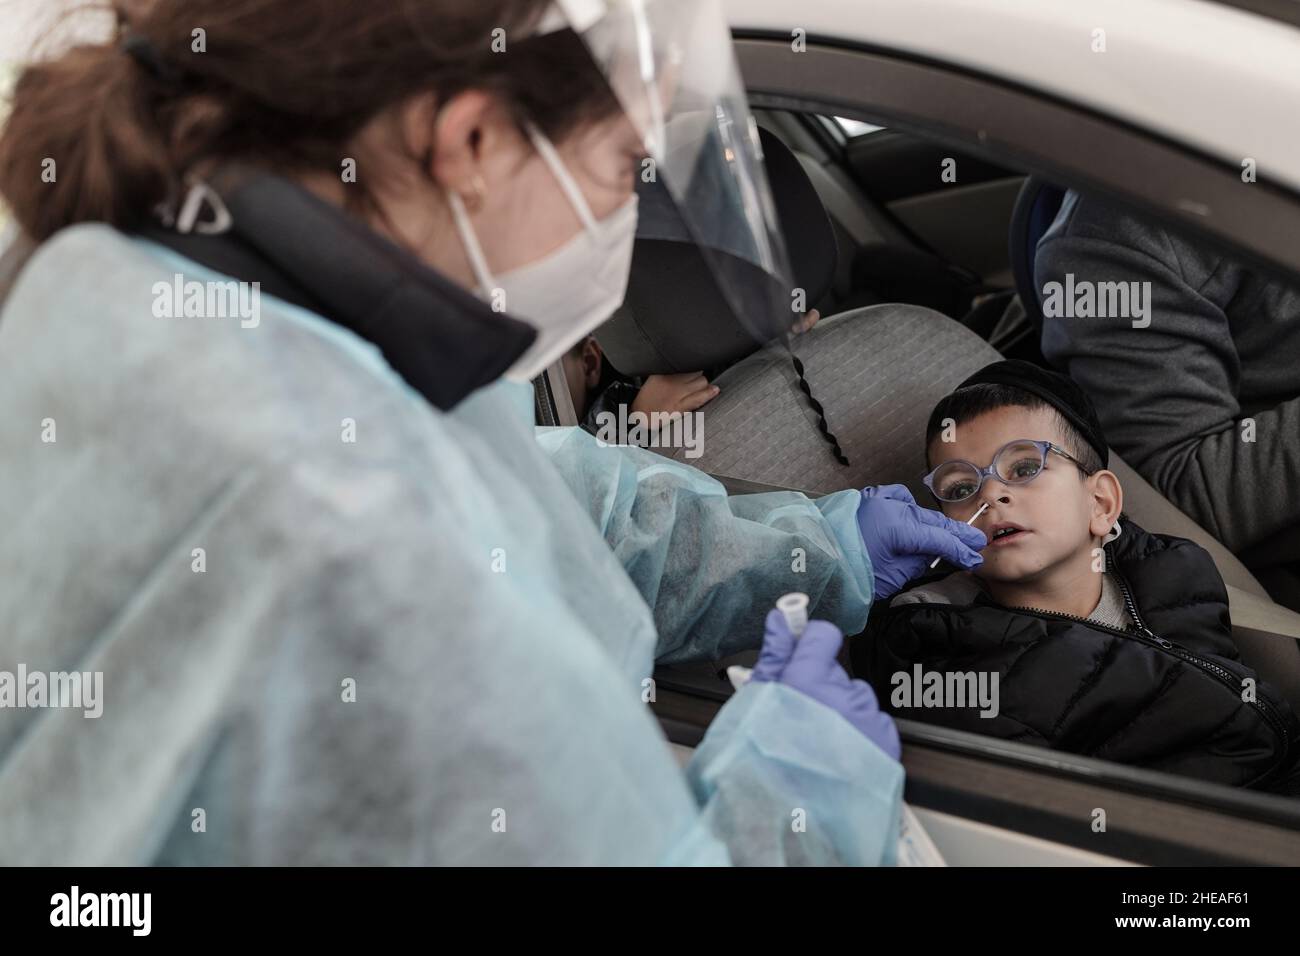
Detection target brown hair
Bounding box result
[0,0,622,242]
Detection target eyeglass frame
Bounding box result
[922,438,1095,505]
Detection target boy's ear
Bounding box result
[1087,469,1123,538]
[581,337,603,390]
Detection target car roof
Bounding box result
[725,0,1300,193]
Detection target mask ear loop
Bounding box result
[447,188,499,296]
[429,108,498,297]
[523,122,598,233]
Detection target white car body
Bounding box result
[726,0,1300,191]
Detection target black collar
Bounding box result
[134,168,536,411]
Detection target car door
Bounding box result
[658,2,1300,864]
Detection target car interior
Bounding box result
[536,104,1300,815]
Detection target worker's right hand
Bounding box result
[857,484,986,599]
[750,609,900,760]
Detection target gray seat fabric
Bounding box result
[664,303,995,500]
[670,303,1270,595]
[1107,457,1267,599]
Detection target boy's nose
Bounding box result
[981,486,1013,509]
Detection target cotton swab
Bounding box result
[929,501,989,570]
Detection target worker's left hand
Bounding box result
[856,484,986,599]
[750,609,900,760]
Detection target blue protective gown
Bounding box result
[0,225,901,865]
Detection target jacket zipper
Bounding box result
[1008,560,1290,779]
[1111,570,1291,761]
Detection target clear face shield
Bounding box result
[540,0,796,352]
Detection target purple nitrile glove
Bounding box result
[750,609,900,760]
[856,484,987,600]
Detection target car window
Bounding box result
[832,116,885,138]
[724,99,1300,802]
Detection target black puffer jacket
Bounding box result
[852,520,1300,791]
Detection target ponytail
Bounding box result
[0,37,176,241]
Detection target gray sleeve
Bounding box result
[1036,195,1300,552]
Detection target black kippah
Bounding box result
[956,359,1110,469]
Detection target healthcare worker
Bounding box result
[0,0,984,864]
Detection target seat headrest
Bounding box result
[598,126,839,376]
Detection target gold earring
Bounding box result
[463,174,487,213]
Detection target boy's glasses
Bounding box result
[923,438,1093,505]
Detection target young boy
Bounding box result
[562,335,719,435]
[853,359,1300,793]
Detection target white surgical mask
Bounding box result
[447,123,639,382]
